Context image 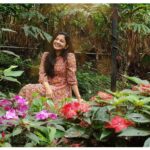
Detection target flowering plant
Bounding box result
[61,101,90,119]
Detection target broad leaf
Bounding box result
[48,127,56,142]
[123,75,149,85]
[4,66,24,77]
[12,127,22,136]
[26,132,40,143]
[127,113,150,123]
[3,76,21,84]
[144,137,150,147]
[119,127,150,137]
[65,126,85,138]
[100,129,112,141]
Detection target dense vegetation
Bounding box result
[0,4,150,147]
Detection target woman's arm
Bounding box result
[38,52,53,98]
[71,84,83,101]
[66,53,83,101]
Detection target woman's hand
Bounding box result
[43,82,53,99]
[77,97,84,102]
[45,87,53,99]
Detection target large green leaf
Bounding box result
[42,31,52,43]
[119,127,150,137]
[123,75,149,85]
[48,127,56,142]
[3,76,21,84]
[12,127,22,136]
[65,126,86,138]
[100,129,112,141]
[26,132,40,144]
[92,107,110,122]
[127,113,150,123]
[4,65,24,77]
[144,137,150,147]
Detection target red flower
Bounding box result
[1,131,5,139]
[61,101,90,119]
[105,116,134,133]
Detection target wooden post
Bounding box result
[111,4,119,91]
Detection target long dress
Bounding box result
[19,52,78,104]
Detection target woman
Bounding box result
[19,32,82,104]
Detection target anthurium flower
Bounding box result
[5,109,18,120]
[105,116,134,133]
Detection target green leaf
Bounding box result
[3,76,21,84]
[92,107,110,122]
[0,50,20,58]
[123,75,149,85]
[25,142,35,147]
[2,142,12,147]
[26,132,40,144]
[119,127,150,137]
[48,127,56,142]
[34,131,48,143]
[4,65,24,77]
[2,28,17,33]
[55,130,65,139]
[65,126,85,138]
[42,31,52,42]
[144,137,150,147]
[100,129,112,141]
[127,113,150,123]
[12,127,22,136]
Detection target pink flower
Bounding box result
[4,105,12,111]
[14,95,27,105]
[5,109,18,120]
[105,116,134,132]
[97,91,113,100]
[79,102,90,112]
[17,104,28,112]
[35,110,49,120]
[0,99,12,107]
[48,113,57,120]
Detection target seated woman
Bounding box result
[19,32,83,104]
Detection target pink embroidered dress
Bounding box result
[19,52,77,104]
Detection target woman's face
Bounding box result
[53,34,67,51]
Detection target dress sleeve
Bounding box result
[66,53,78,85]
[38,52,49,83]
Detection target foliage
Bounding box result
[77,62,124,100]
[0,65,23,84]
[0,76,149,147]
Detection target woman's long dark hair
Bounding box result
[44,32,73,78]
